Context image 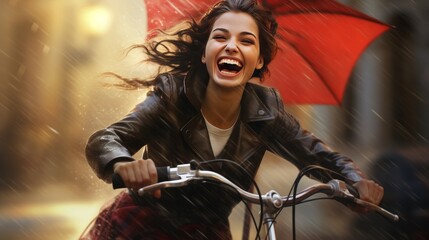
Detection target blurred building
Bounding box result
[307,0,429,158]
[0,0,148,192]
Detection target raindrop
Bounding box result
[42,45,50,54]
[31,22,39,33]
[371,109,386,122]
[47,126,59,135]
[17,64,26,78]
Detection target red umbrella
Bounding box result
[144,0,391,105]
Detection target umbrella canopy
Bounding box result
[143,0,390,105]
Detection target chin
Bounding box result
[212,77,244,89]
[211,71,248,88]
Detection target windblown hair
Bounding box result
[112,0,278,89]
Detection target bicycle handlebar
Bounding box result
[112,163,399,222]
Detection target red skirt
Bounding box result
[80,191,232,240]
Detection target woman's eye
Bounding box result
[242,39,255,45]
[213,35,226,40]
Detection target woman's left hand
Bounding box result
[351,179,384,213]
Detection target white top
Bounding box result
[202,112,238,157]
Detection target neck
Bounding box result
[201,82,244,129]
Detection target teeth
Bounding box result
[219,58,242,67]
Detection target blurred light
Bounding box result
[79,5,112,37]
[0,200,104,240]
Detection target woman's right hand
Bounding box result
[113,158,161,198]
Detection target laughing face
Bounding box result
[202,11,264,89]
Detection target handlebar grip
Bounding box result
[112,166,169,189]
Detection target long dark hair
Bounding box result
[112,0,278,88]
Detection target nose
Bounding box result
[225,39,238,53]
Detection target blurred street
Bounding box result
[0,195,103,240]
[0,160,115,240]
[0,154,359,240]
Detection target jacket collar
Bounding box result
[183,69,275,123]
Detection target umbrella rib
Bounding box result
[273,11,386,25]
[260,0,381,22]
[277,32,341,104]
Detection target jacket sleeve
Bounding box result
[264,100,364,184]
[85,75,172,182]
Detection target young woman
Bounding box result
[83,0,384,239]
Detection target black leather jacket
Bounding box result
[86,72,363,221]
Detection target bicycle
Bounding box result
[112,160,399,240]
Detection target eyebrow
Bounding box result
[212,28,257,38]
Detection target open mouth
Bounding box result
[217,58,243,75]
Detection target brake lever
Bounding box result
[137,167,201,196]
[137,178,193,196]
[328,180,357,200]
[328,180,399,222]
[352,198,400,222]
